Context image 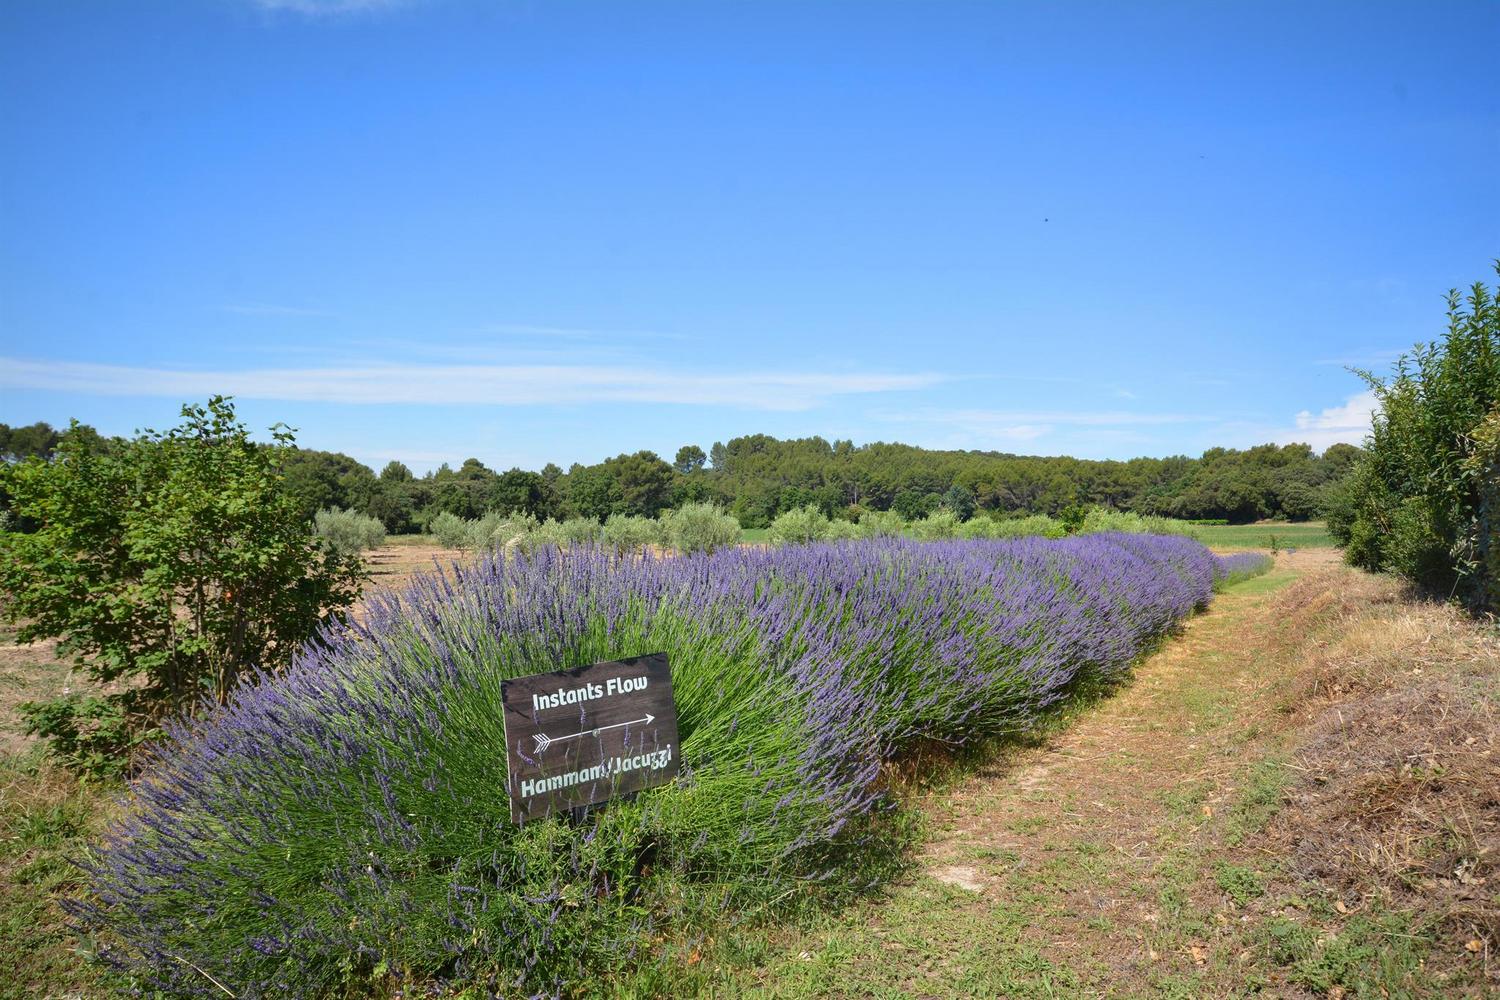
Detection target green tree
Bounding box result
[426,459,493,520]
[1276,479,1320,521]
[379,460,413,482]
[365,478,418,534]
[1330,264,1500,609]
[891,488,928,521]
[279,448,378,522]
[660,501,741,554]
[536,463,565,521]
[673,444,707,475]
[0,421,63,460]
[566,463,622,521]
[0,398,364,773]
[609,450,675,517]
[942,483,977,521]
[490,468,547,518]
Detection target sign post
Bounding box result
[500,652,680,824]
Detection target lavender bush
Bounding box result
[77,534,1228,996]
[1213,550,1275,587]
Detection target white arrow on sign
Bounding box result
[532,714,656,753]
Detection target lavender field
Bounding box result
[76,535,1263,997]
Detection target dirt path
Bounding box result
[720,550,1495,998]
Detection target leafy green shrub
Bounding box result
[1330,265,1500,610]
[524,518,568,551]
[601,513,660,554]
[823,518,861,541]
[430,510,470,549]
[909,509,960,540]
[559,516,602,544]
[1463,407,1500,611]
[470,511,538,552]
[857,509,906,538]
[519,517,605,553]
[940,484,976,521]
[1059,503,1088,534]
[313,506,387,557]
[1080,507,1199,539]
[660,501,741,554]
[991,514,1067,539]
[768,504,830,544]
[956,516,999,539]
[0,398,363,775]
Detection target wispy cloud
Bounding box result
[220,303,335,318]
[0,357,943,412]
[871,407,1213,449]
[478,324,692,343]
[884,408,1211,428]
[1282,389,1377,450]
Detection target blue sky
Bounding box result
[2,1,1496,473]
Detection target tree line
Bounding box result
[2,420,1362,532]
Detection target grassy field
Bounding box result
[741,520,1338,550]
[1192,520,1336,550]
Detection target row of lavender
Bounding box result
[77,534,1250,997]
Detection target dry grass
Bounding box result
[1263,570,1500,980]
[360,538,457,596]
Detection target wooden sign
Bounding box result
[500,652,679,824]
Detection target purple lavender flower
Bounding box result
[75,532,1223,996]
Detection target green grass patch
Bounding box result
[1223,567,1297,596]
[0,752,118,1000]
[379,532,438,547]
[1224,756,1295,845]
[1159,779,1214,819]
[1260,904,1452,997]
[1212,862,1266,905]
[1195,521,1336,550]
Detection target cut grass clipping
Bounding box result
[74,535,1258,996]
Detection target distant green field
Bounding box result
[741,521,1337,549]
[383,533,438,547]
[1193,521,1336,550]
